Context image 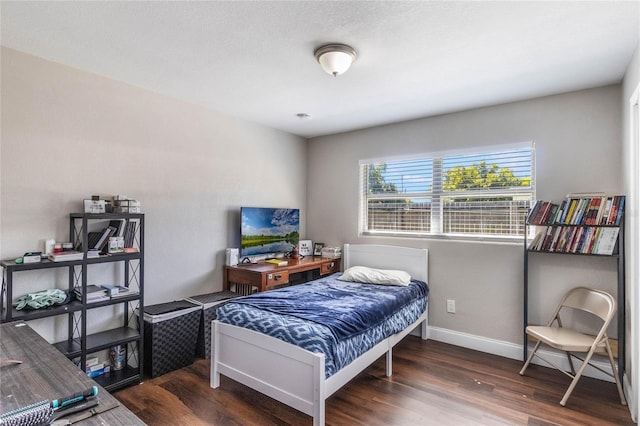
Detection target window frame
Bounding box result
[359,142,536,243]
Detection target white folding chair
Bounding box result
[519,286,626,406]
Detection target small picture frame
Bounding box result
[313,243,324,256]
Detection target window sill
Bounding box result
[359,231,523,246]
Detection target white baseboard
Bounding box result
[427,326,617,383]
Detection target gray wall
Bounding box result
[307,86,622,346]
[1,48,308,340]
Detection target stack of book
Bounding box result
[84,226,117,253]
[48,251,84,262]
[527,195,625,256]
[527,195,625,226]
[100,284,137,299]
[75,285,109,303]
[528,225,620,255]
[123,221,137,248]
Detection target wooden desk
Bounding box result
[0,321,144,425]
[224,256,341,294]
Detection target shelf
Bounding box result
[54,327,140,358]
[86,327,140,352]
[8,300,83,322]
[93,365,141,392]
[1,258,84,271]
[2,212,144,391]
[524,197,624,381]
[69,212,144,220]
[526,250,620,258]
[85,294,141,309]
[85,252,142,264]
[0,253,141,271]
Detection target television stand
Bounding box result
[224,256,341,295]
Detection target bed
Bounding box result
[210,244,429,426]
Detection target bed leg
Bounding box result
[313,402,325,426]
[421,315,428,340]
[313,356,325,426]
[386,346,393,377]
[211,321,220,388]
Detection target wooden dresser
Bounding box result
[224,256,341,294]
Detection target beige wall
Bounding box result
[1,48,307,340]
[1,45,633,384]
[307,86,622,348]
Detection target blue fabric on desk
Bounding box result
[224,273,428,341]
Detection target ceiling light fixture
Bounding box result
[314,44,357,77]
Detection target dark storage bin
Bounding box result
[142,300,200,378]
[185,291,240,359]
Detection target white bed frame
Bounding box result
[211,244,429,426]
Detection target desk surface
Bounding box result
[0,321,144,425]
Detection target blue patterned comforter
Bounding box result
[216,273,429,377]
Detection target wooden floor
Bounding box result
[113,338,633,426]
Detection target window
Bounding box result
[359,143,535,241]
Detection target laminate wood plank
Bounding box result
[114,337,633,425]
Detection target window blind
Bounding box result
[360,143,535,240]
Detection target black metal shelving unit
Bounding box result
[1,213,144,392]
[523,205,625,381]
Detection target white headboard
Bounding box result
[343,244,428,283]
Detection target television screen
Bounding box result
[240,207,300,258]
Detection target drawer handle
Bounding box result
[274,274,282,281]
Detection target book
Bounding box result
[265,259,288,266]
[48,251,84,262]
[526,201,543,224]
[595,227,620,255]
[87,249,101,258]
[100,284,121,296]
[100,284,136,298]
[74,290,109,303]
[614,196,625,225]
[123,222,137,248]
[528,231,544,250]
[75,284,108,298]
[111,287,138,299]
[95,226,117,252]
[109,219,127,238]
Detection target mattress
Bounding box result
[216,273,429,378]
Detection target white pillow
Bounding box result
[339,266,411,286]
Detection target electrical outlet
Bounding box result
[447,299,456,314]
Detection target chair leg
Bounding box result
[520,340,541,375]
[605,340,627,405]
[565,351,576,375]
[560,347,597,406]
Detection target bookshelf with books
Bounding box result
[0,213,144,392]
[523,194,625,380]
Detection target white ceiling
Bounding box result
[1,1,639,138]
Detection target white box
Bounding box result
[321,247,342,258]
[299,240,313,256]
[84,199,105,213]
[225,248,239,266]
[23,253,42,263]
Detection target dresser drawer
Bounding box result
[266,270,289,289]
[321,260,340,275]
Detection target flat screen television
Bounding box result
[240,207,300,258]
